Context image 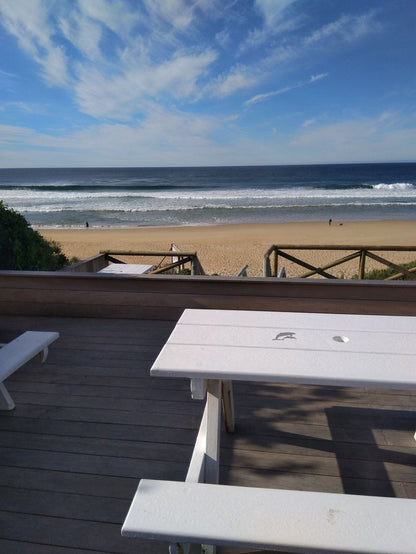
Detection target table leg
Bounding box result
[173,380,222,554]
[221,380,235,433]
[201,381,220,554]
[204,380,222,485]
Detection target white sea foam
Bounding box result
[373,182,414,190]
[3,182,416,208]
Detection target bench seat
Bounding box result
[122,479,416,553]
[0,331,59,410]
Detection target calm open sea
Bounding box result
[0,163,415,228]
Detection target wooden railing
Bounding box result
[1,271,416,320]
[264,245,416,280]
[63,250,205,275]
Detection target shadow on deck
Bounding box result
[0,314,415,553]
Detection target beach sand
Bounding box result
[40,220,416,278]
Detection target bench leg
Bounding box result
[0,382,15,410]
[39,346,49,363]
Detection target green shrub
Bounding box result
[0,201,69,270]
[361,261,416,281]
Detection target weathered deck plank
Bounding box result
[0,314,415,554]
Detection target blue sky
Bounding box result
[0,0,415,167]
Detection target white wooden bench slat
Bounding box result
[0,331,59,410]
[122,479,416,554]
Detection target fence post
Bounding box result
[358,250,366,279]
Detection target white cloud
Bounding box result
[302,119,316,127]
[74,49,217,119]
[290,114,416,163]
[0,108,221,167]
[254,0,294,26]
[143,0,194,30]
[244,85,293,106]
[245,73,328,107]
[310,73,327,83]
[59,12,103,62]
[0,0,69,86]
[2,108,415,168]
[78,0,140,36]
[215,29,231,49]
[304,12,380,47]
[7,102,46,114]
[211,66,259,98]
[242,0,297,50]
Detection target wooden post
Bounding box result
[358,250,366,280]
[263,256,271,277]
[273,248,278,278]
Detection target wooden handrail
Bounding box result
[264,245,416,280]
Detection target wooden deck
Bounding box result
[0,314,415,553]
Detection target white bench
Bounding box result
[122,479,416,554]
[0,331,59,410]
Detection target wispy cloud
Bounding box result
[245,73,328,106]
[0,0,69,86]
[2,108,415,167]
[74,49,217,119]
[210,65,259,98]
[302,119,316,127]
[290,113,416,163]
[242,0,299,50]
[7,101,47,114]
[304,11,381,47]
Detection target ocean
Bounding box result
[0,163,415,228]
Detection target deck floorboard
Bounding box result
[0,314,415,554]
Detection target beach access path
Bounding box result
[0,313,415,553]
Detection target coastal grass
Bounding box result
[360,260,416,281]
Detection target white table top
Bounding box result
[99,263,153,275]
[150,309,416,390]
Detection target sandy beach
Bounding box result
[40,220,416,278]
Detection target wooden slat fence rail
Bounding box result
[103,250,205,275]
[62,250,205,275]
[263,245,416,280]
[1,271,416,320]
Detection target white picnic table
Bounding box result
[98,263,153,275]
[122,309,416,553]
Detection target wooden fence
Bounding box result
[1,271,416,320]
[62,250,205,275]
[264,245,416,280]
